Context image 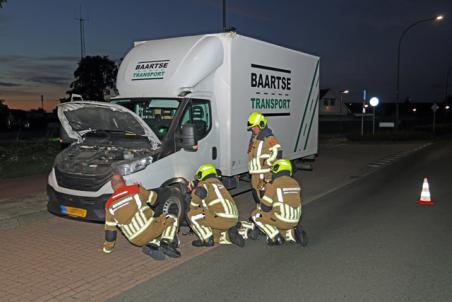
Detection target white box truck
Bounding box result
[47,32,320,221]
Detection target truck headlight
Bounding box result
[112,156,153,176]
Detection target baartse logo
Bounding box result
[250,63,292,111]
[132,60,170,81]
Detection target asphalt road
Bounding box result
[110,139,452,302]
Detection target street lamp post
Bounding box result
[395,15,444,130]
[370,97,380,135]
[339,89,349,133]
[445,66,452,102]
[339,89,349,114]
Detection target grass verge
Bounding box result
[0,139,60,179]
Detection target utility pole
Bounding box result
[41,95,44,110]
[222,0,226,31]
[76,5,87,60]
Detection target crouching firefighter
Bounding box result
[102,175,181,260]
[187,163,245,247]
[250,159,308,246]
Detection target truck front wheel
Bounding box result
[153,187,187,226]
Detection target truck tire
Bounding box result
[153,187,187,225]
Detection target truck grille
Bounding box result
[55,167,111,192]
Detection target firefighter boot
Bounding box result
[295,224,308,247]
[142,244,165,261]
[248,225,260,240]
[228,224,245,247]
[160,239,181,258]
[266,233,285,246]
[192,236,215,247]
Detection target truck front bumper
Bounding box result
[47,185,110,222]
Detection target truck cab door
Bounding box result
[175,98,219,171]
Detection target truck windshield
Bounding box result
[112,98,181,140]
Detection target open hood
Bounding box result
[58,101,161,147]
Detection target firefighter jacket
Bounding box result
[104,184,158,246]
[247,127,281,175]
[190,177,239,220]
[261,175,302,224]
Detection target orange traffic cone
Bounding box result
[416,178,434,206]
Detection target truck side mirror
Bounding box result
[176,123,198,152]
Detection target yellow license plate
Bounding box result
[63,206,87,218]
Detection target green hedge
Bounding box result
[0,139,60,179]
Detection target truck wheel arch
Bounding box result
[156,177,191,226]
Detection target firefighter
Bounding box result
[187,163,245,247]
[247,112,282,201]
[250,159,307,246]
[102,175,181,260]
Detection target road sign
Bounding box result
[379,122,395,128]
[431,103,439,112]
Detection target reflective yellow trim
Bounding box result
[262,195,273,205]
[216,212,238,219]
[103,247,113,253]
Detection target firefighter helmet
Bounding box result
[247,112,267,129]
[195,163,218,181]
[271,159,293,176]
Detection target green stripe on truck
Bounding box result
[294,60,320,152]
[304,90,319,150]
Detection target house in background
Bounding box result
[318,89,354,134]
[319,89,350,116]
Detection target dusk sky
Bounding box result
[0,0,451,112]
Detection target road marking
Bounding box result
[367,143,432,169]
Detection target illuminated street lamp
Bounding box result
[395,15,444,130]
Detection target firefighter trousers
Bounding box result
[250,208,298,241]
[187,208,238,244]
[130,213,178,247]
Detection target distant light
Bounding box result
[446,105,450,110]
[341,89,349,94]
[412,108,417,112]
[369,97,379,107]
[436,15,444,21]
[364,104,369,108]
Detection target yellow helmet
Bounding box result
[271,159,293,176]
[247,112,267,129]
[195,163,218,181]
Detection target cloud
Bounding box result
[0,54,79,64]
[0,81,21,87]
[25,75,72,86]
[0,54,79,103]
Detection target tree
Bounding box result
[0,0,6,8]
[68,56,118,102]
